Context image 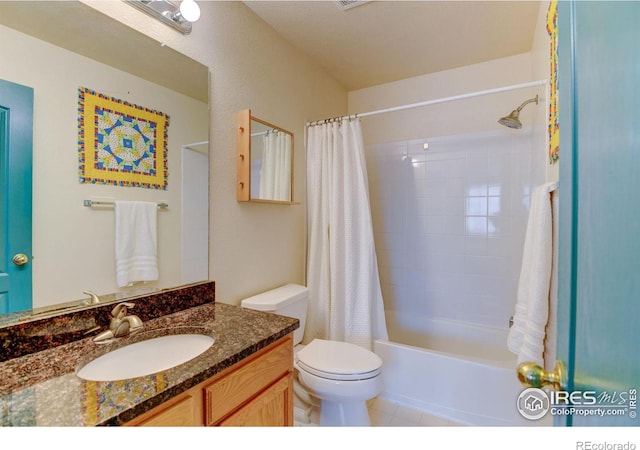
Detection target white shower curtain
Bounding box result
[259,131,291,201]
[305,118,388,351]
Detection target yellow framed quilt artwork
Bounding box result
[78,87,169,190]
[547,0,559,164]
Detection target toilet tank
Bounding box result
[240,284,308,345]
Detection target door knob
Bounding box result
[517,360,567,391]
[12,253,29,266]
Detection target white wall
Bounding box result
[349,13,550,330]
[181,145,209,285]
[0,24,208,307]
[349,52,540,143]
[85,1,347,304]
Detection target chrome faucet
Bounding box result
[92,302,144,343]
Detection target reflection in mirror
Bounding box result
[0,1,209,322]
[250,120,292,201]
[237,109,294,204]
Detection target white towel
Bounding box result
[115,201,159,288]
[507,181,557,366]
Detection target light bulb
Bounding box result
[180,0,200,22]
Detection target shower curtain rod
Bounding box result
[306,79,547,126]
[251,129,279,137]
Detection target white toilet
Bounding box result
[240,283,383,427]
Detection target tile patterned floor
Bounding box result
[367,397,466,427]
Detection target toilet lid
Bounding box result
[295,339,382,381]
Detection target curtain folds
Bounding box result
[259,131,291,201]
[305,118,388,351]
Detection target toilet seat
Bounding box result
[295,339,382,381]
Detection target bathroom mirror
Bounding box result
[0,1,209,321]
[237,109,294,204]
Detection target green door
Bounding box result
[0,79,33,314]
[556,0,640,426]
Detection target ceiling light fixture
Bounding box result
[124,0,200,35]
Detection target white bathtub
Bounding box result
[373,312,552,426]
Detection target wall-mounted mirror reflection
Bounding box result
[237,109,294,204]
[0,1,209,321]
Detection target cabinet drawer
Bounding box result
[134,393,201,426]
[205,336,292,425]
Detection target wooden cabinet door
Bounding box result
[218,373,293,426]
[204,336,292,425]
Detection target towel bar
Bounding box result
[83,200,168,209]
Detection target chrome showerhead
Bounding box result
[498,95,539,129]
[498,110,523,129]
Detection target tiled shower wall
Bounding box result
[367,129,545,331]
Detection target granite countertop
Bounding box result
[0,302,298,426]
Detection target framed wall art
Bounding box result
[78,87,169,190]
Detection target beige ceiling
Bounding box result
[243,0,542,91]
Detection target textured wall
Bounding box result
[85,1,347,304]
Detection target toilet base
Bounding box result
[294,406,317,426]
[319,399,371,427]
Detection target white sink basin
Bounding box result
[77,333,215,381]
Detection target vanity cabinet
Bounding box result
[126,334,294,427]
[131,392,202,426]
